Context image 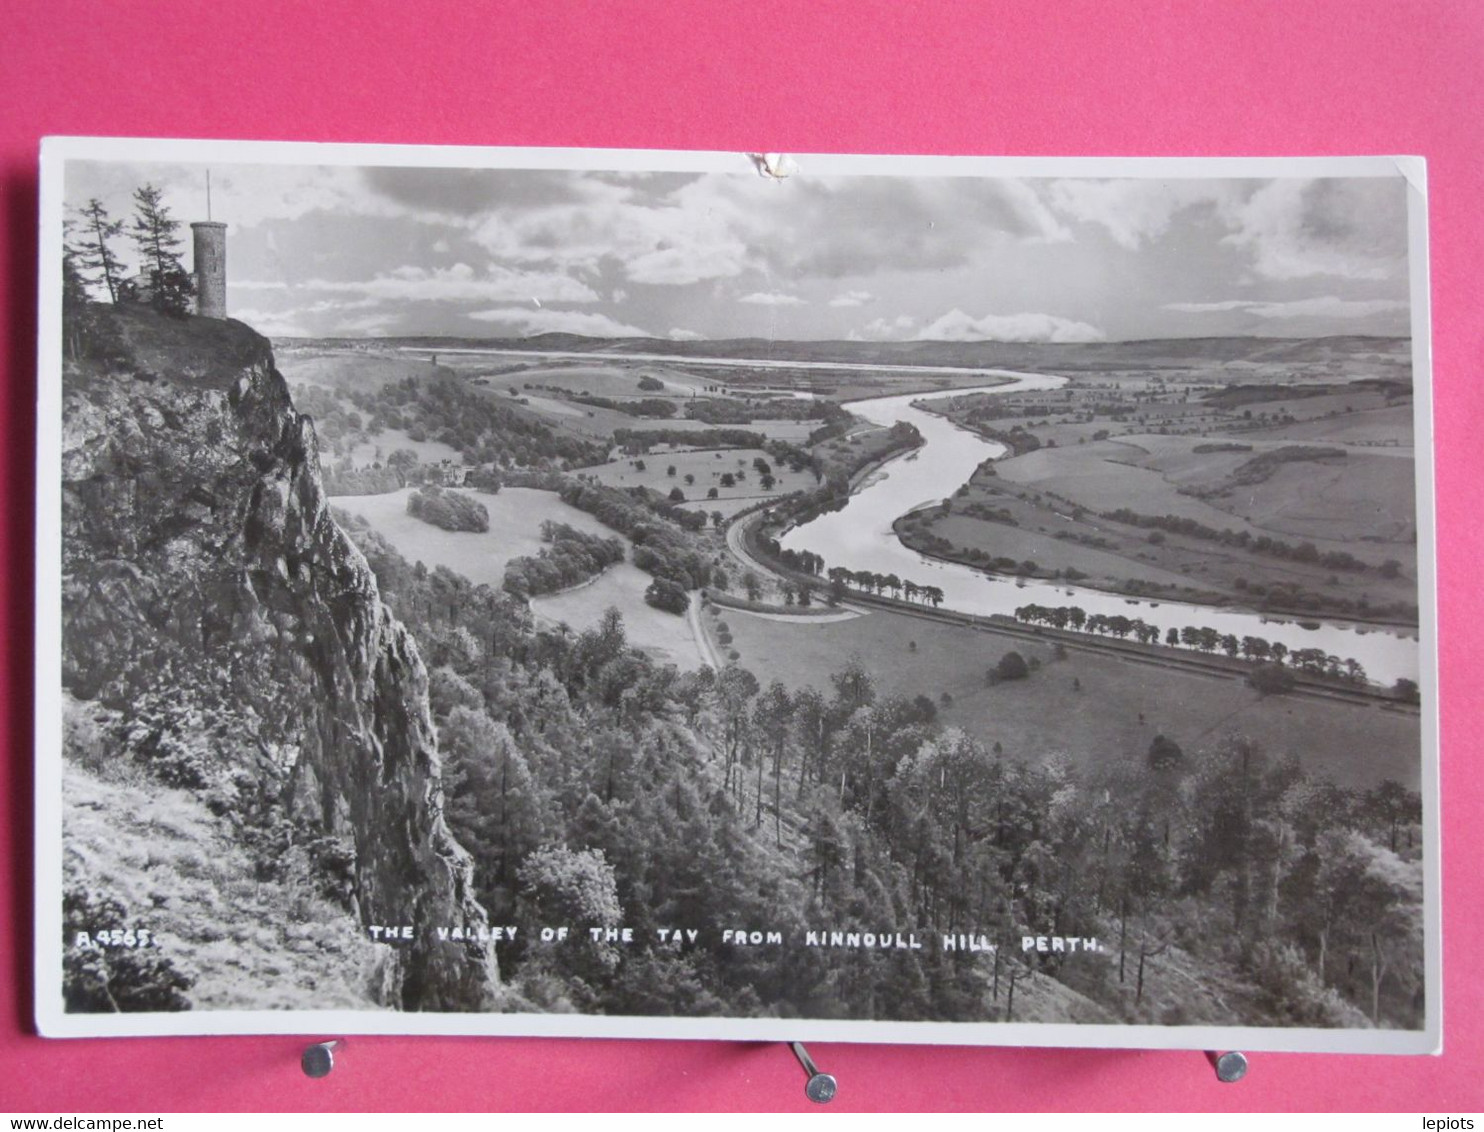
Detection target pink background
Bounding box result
[2,0,1481,1112]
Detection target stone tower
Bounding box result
[191,221,227,319]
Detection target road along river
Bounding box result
[778,372,1421,687]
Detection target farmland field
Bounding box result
[719,602,1419,790]
[530,562,706,669]
[994,441,1356,543]
[342,427,462,468]
[277,349,442,391]
[1246,404,1414,446]
[331,487,705,669]
[329,487,613,589]
[574,447,820,512]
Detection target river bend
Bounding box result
[779,371,1419,685]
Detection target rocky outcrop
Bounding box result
[61,306,498,1012]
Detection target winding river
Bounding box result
[779,372,1420,686]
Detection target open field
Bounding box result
[902,417,1420,621]
[1190,452,1416,543]
[1105,434,1417,544]
[906,473,1417,624]
[343,427,462,468]
[574,447,820,508]
[330,487,706,669]
[1245,404,1415,447]
[495,362,712,398]
[719,603,1419,790]
[994,440,1360,543]
[531,562,705,669]
[479,382,822,445]
[329,487,613,589]
[928,513,1196,588]
[277,349,443,391]
[497,393,640,439]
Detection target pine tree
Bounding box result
[69,199,125,302]
[128,183,193,315]
[60,245,91,360]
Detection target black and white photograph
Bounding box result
[35,141,1438,1052]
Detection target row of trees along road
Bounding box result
[64,185,195,317]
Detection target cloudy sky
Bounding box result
[64,159,1413,343]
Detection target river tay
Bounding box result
[781,371,1420,686]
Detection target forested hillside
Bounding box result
[346,515,1424,1028]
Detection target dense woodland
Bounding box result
[554,480,716,592]
[502,522,627,598]
[339,374,609,469]
[406,486,491,533]
[336,519,1424,1028]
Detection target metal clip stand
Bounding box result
[1204,1050,1249,1083]
[301,1039,344,1079]
[788,1042,837,1103]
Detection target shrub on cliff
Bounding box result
[406,486,490,533]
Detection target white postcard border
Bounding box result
[33,137,1442,1055]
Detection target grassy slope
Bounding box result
[333,487,706,669]
[576,448,818,513]
[530,561,706,670]
[277,350,443,391]
[330,487,615,590]
[343,427,463,468]
[1204,456,1417,545]
[720,604,1420,790]
[1246,404,1414,446]
[63,755,385,1012]
[924,436,1416,619]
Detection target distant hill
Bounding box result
[282,332,1412,374]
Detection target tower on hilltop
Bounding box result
[190,221,227,319]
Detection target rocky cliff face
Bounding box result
[61,307,498,1012]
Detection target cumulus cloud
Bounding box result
[1164,296,1409,320]
[67,160,1414,342]
[294,262,599,304]
[227,307,313,338]
[626,240,751,285]
[746,176,1069,279]
[1219,179,1409,281]
[229,297,401,338]
[913,309,1106,343]
[1049,176,1410,285]
[851,314,920,340]
[738,291,806,306]
[361,167,630,217]
[464,171,1070,288]
[65,161,405,236]
[468,177,753,285]
[466,306,652,338]
[331,310,403,337]
[668,327,703,340]
[1048,179,1238,249]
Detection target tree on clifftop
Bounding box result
[68,199,126,303]
[128,184,193,315]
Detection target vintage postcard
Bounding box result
[35,140,1439,1053]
